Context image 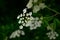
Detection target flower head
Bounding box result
[9,30,25,39]
[46,31,59,39]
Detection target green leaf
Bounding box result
[53,18,60,29]
[49,18,60,30]
[44,16,53,22]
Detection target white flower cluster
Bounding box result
[10,0,44,39]
[10,0,60,39]
[17,8,27,19]
[26,0,46,13]
[25,17,42,30]
[26,0,38,9]
[17,8,42,30]
[46,30,59,39]
[33,3,46,13]
[18,17,42,30]
[46,25,59,39]
[10,7,42,38]
[10,7,42,39]
[10,30,25,39]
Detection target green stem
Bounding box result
[46,6,60,17]
[4,36,8,40]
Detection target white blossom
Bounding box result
[23,8,27,13]
[25,20,31,27]
[21,31,25,35]
[26,12,32,16]
[35,17,39,20]
[18,20,22,24]
[33,3,46,13]
[39,3,46,9]
[28,12,32,16]
[22,23,26,26]
[17,14,23,19]
[19,25,23,29]
[18,18,24,24]
[20,14,23,17]
[17,15,20,19]
[21,21,24,23]
[9,30,21,38]
[25,17,42,30]
[46,31,59,39]
[33,5,40,13]
[26,0,33,9]
[28,16,34,20]
[10,30,25,39]
[26,13,29,16]
[23,13,25,16]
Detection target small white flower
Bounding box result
[33,26,37,29]
[33,5,40,13]
[19,18,24,21]
[20,14,23,17]
[27,17,30,20]
[17,30,21,33]
[18,20,21,24]
[21,21,24,23]
[26,12,32,16]
[35,21,42,27]
[22,23,26,26]
[19,25,23,29]
[30,17,34,20]
[30,26,34,30]
[26,13,29,16]
[17,15,20,19]
[23,8,27,13]
[26,0,33,9]
[29,12,32,16]
[35,17,39,20]
[25,20,31,27]
[23,13,25,16]
[39,21,42,24]
[21,31,25,35]
[16,34,20,37]
[39,3,46,9]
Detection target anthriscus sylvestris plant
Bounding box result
[10,0,60,40]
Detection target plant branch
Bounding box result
[46,6,60,17]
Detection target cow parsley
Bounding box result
[10,30,25,39]
[10,0,59,40]
[25,17,42,30]
[46,30,59,39]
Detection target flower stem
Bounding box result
[46,6,60,17]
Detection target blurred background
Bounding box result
[0,0,60,40]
